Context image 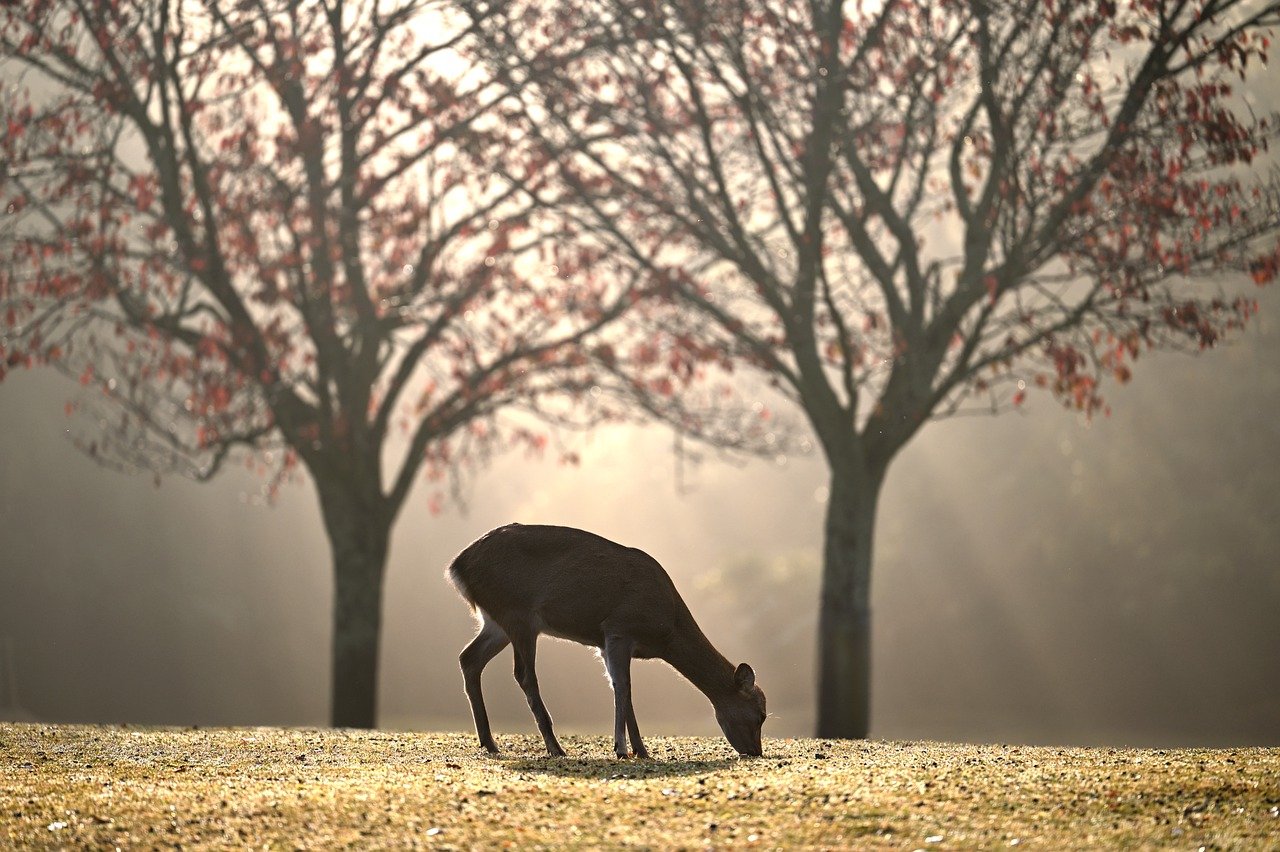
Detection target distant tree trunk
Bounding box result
[816,455,886,739]
[317,480,391,729]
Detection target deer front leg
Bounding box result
[510,628,566,757]
[603,635,647,759]
[625,704,649,759]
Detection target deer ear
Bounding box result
[734,663,756,690]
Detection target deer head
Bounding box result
[713,663,766,756]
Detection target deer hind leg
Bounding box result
[603,635,648,759]
[509,625,566,757]
[459,610,510,754]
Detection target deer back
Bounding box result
[447,523,686,652]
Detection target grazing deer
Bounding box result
[448,523,766,758]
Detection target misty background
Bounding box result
[3,40,1280,748]
[1,283,1277,747]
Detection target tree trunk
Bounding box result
[318,482,391,729]
[816,462,884,739]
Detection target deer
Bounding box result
[447,523,766,759]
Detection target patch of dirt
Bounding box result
[2,723,1277,848]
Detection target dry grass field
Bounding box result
[2,723,1278,849]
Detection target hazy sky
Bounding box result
[2,285,1277,747]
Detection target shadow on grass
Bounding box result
[476,735,778,778]
[503,755,743,779]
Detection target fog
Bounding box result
[2,287,1277,748]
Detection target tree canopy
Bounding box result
[0,0,635,512]
[467,0,1280,736]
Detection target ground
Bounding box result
[1,723,1278,849]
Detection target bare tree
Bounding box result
[469,0,1280,737]
[0,0,634,728]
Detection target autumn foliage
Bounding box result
[0,0,643,727]
[468,0,1280,736]
[0,0,635,492]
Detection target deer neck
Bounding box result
[663,622,737,701]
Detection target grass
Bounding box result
[2,722,1278,849]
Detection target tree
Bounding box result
[0,0,633,728]
[470,0,1280,737]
